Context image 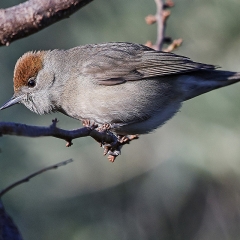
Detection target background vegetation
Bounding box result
[1,0,240,239]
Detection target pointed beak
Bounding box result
[0,95,23,110]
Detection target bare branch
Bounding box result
[145,0,182,52]
[145,0,168,50]
[154,0,167,51]
[0,120,139,161]
[164,38,183,52]
[0,119,116,144]
[0,159,73,198]
[0,120,128,161]
[0,0,93,46]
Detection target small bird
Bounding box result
[1,42,240,135]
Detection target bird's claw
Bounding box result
[98,123,112,132]
[106,147,122,163]
[118,134,139,144]
[83,121,139,162]
[102,134,139,162]
[82,119,98,129]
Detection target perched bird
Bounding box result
[1,42,240,135]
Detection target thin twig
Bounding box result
[0,159,73,198]
[164,38,183,52]
[145,0,182,52]
[145,0,167,50]
[154,0,165,50]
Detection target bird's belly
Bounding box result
[112,101,182,135]
[64,78,182,135]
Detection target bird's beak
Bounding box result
[0,95,23,110]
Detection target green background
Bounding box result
[1,0,240,239]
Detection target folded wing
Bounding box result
[81,42,216,85]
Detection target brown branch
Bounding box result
[145,0,168,50]
[0,119,117,145]
[164,38,183,52]
[154,0,167,51]
[0,0,93,46]
[145,0,182,52]
[0,159,73,198]
[0,119,138,161]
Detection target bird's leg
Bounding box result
[82,119,98,129]
[97,123,112,133]
[118,134,139,144]
[82,121,117,155]
[106,134,139,162]
[94,123,122,162]
[83,120,139,162]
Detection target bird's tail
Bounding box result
[183,70,240,101]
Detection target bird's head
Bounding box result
[0,51,58,114]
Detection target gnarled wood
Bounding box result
[0,0,93,46]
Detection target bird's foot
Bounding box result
[97,123,112,132]
[118,134,139,144]
[102,134,139,162]
[82,120,139,162]
[82,119,98,129]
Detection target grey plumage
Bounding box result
[1,42,240,135]
[66,42,217,83]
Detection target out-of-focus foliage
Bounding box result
[0,0,240,239]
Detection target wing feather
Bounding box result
[80,42,216,85]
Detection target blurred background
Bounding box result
[1,0,240,239]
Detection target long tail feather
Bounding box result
[183,70,240,101]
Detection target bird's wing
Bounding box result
[81,42,216,85]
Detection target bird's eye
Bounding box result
[28,78,36,88]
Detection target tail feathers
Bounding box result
[183,70,240,101]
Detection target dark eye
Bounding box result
[28,78,36,88]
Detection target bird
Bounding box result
[1,42,240,136]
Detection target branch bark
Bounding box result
[0,120,138,162]
[0,0,93,46]
[0,119,116,146]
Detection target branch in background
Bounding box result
[0,159,73,198]
[0,159,73,239]
[164,38,183,52]
[0,0,93,46]
[145,0,182,51]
